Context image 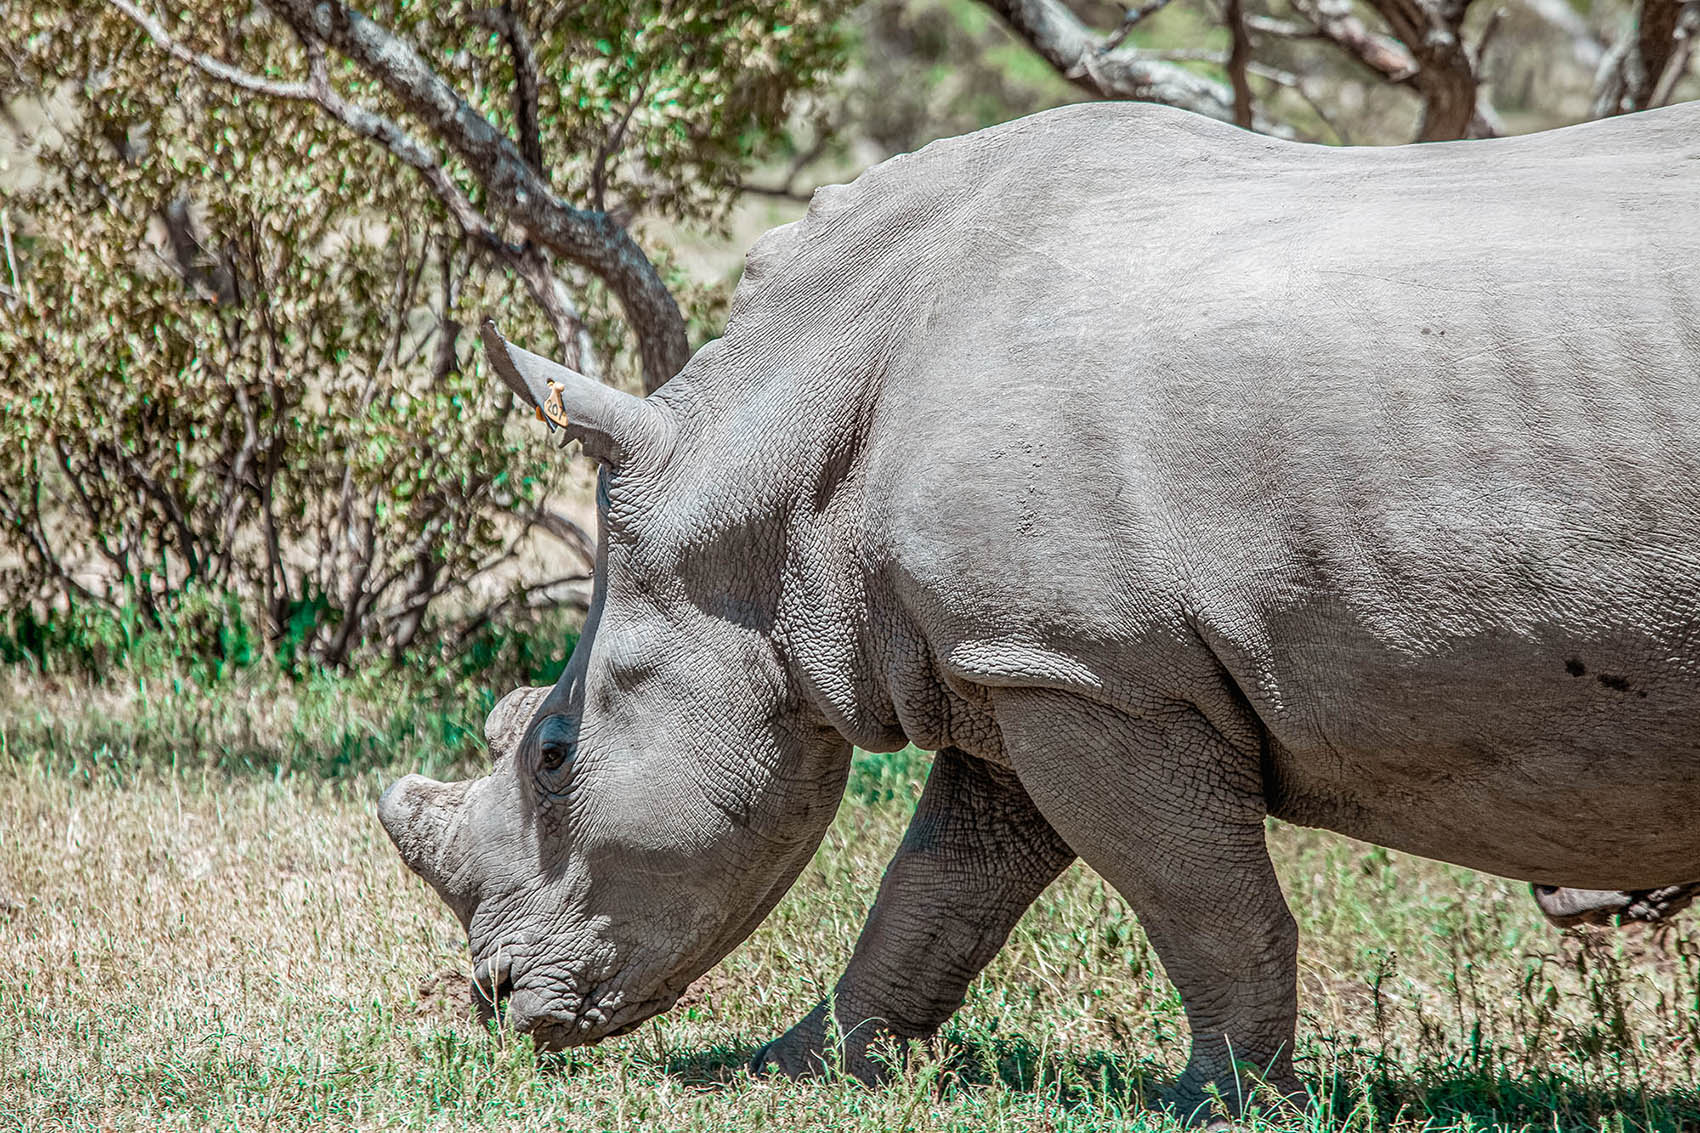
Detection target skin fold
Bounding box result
[378,101,1700,1121]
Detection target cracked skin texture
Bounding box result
[378,101,1700,1120]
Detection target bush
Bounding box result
[0,6,582,666]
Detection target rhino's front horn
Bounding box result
[480,320,666,466]
[378,774,475,917]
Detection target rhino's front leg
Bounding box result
[996,688,1304,1123]
[753,746,1074,1083]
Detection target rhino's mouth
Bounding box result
[469,949,678,1049]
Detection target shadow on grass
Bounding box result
[1332,1063,1700,1131]
[656,1029,1700,1130]
[658,1042,766,1086]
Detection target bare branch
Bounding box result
[1247,62,1355,142]
[535,507,596,565]
[1225,0,1255,129]
[106,0,314,99]
[1649,2,1700,106]
[299,44,509,257]
[1102,0,1181,52]
[590,74,651,213]
[1361,0,1492,140]
[105,0,511,263]
[1244,15,1319,38]
[1596,0,1696,114]
[739,181,817,204]
[739,131,831,204]
[0,209,17,310]
[1289,0,1417,84]
[979,0,1279,130]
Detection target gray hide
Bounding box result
[379,101,1700,1120]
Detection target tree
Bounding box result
[0,1,847,666]
[975,0,1697,143]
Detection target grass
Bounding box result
[3,667,1700,1131]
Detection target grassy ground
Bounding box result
[3,671,1699,1131]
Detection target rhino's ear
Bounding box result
[480,320,664,466]
[484,685,552,764]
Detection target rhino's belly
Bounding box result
[1257,642,1700,889]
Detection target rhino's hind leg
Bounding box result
[1532,882,1700,928]
[996,688,1304,1124]
[752,747,1074,1083]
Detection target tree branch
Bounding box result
[1363,0,1491,140]
[469,3,545,175]
[1289,0,1417,84]
[1103,0,1181,51]
[1649,1,1700,106]
[1596,0,1695,114]
[263,0,689,392]
[105,0,315,99]
[978,0,1280,130]
[1225,0,1255,129]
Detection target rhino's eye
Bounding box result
[534,715,576,776]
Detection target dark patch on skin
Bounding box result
[1596,672,1637,694]
[1565,658,1587,677]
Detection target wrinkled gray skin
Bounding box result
[379,101,1700,1119]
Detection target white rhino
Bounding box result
[379,100,1700,1119]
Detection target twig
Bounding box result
[263,0,690,391]
[979,0,1285,132]
[470,3,545,174]
[106,0,314,98]
[740,132,830,204]
[590,73,652,212]
[1101,0,1180,52]
[1649,2,1699,107]
[0,209,16,308]
[1225,0,1256,129]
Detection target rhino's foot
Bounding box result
[1532,882,1700,929]
[1622,883,1700,924]
[1167,1059,1308,1127]
[748,1000,906,1085]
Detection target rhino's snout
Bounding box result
[378,774,472,908]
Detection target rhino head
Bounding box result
[378,323,853,1049]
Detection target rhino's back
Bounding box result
[824,103,1700,887]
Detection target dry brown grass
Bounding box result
[3,674,1699,1130]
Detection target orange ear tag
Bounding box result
[541,381,571,429]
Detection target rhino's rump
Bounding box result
[843,103,1700,888]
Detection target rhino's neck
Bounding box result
[656,307,954,759]
[760,404,959,760]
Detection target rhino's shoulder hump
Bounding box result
[724,103,1267,330]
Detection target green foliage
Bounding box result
[0,0,850,670]
[0,596,583,783]
[1,1,559,665]
[0,586,257,682]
